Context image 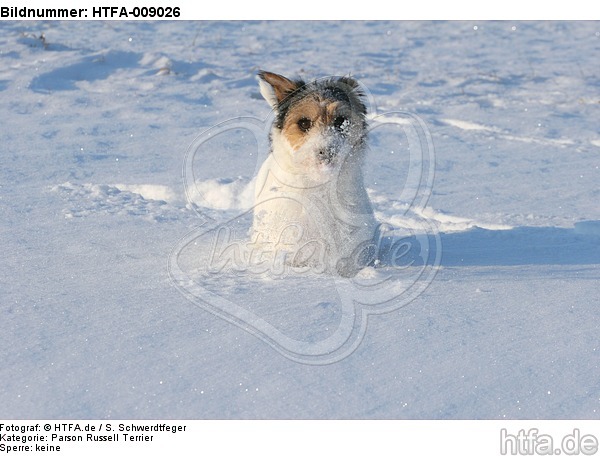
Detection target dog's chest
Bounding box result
[253,154,376,260]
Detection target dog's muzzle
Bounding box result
[317,147,337,165]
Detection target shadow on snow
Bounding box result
[438,225,600,267]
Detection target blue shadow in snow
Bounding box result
[30,51,142,92]
[438,226,600,267]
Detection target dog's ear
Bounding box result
[338,76,367,115]
[258,71,302,108]
[338,76,360,90]
[338,76,366,99]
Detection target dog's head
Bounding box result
[258,71,367,171]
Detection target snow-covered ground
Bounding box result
[1,21,599,418]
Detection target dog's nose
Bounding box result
[317,147,336,163]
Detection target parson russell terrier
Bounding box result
[250,70,382,277]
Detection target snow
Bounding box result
[1,21,599,419]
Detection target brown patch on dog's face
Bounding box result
[281,96,358,151]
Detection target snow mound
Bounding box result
[415,207,513,232]
[442,117,576,147]
[376,201,512,234]
[51,182,182,221]
[114,184,178,203]
[190,177,254,211]
[441,118,502,133]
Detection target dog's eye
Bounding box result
[297,118,312,132]
[334,116,349,130]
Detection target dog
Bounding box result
[251,70,378,277]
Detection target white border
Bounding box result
[5,0,600,20]
[1,420,599,456]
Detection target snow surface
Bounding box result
[1,21,599,418]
